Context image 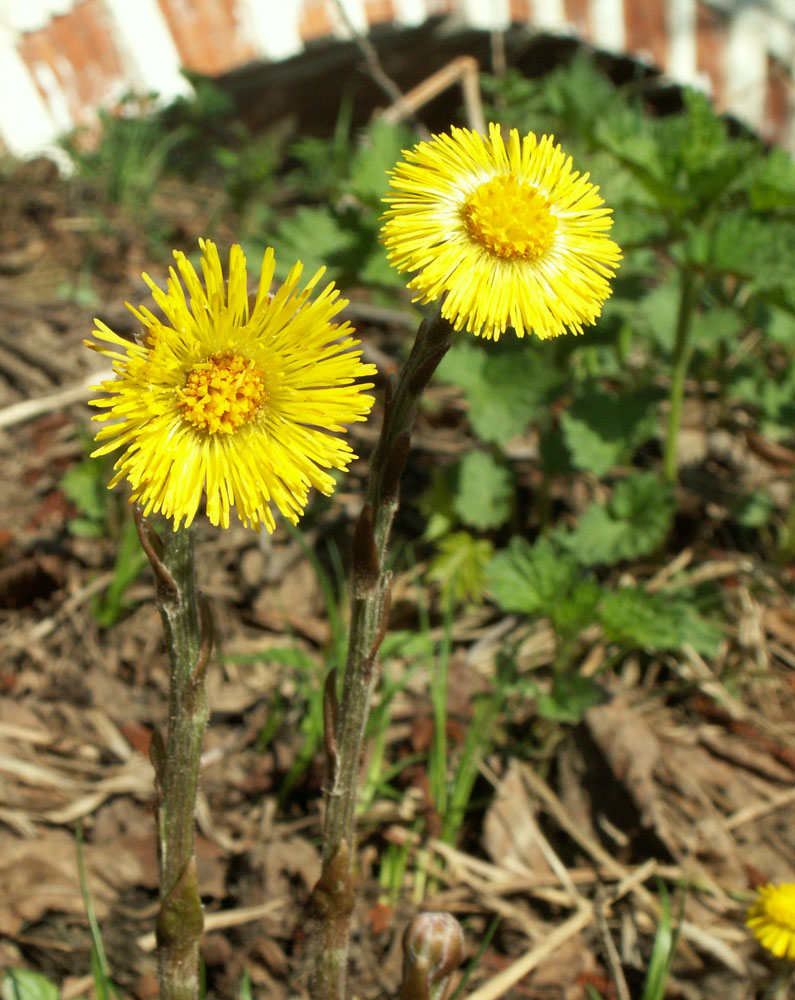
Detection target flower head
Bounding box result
[381,123,621,341]
[747,883,795,960]
[86,239,376,531]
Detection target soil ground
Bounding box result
[1,145,795,1000]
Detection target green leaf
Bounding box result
[732,489,776,529]
[2,970,59,1000]
[437,339,564,445]
[691,307,743,351]
[600,587,722,655]
[349,119,414,207]
[271,205,357,281]
[418,466,457,542]
[550,578,604,639]
[538,673,603,724]
[92,516,148,627]
[634,277,680,352]
[561,387,660,477]
[706,212,795,305]
[453,451,513,531]
[566,473,673,565]
[749,146,795,211]
[487,537,578,616]
[61,459,107,524]
[427,532,494,605]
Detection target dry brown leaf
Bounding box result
[0,828,145,935]
[585,698,661,828]
[483,760,553,875]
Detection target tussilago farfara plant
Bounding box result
[86,238,375,1000]
[312,123,620,1000]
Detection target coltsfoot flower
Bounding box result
[747,883,795,960]
[382,123,621,341]
[86,239,376,531]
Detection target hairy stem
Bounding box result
[664,266,698,484]
[136,514,212,1000]
[311,313,454,1000]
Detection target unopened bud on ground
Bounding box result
[398,911,464,1000]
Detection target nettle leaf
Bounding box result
[691,307,743,352]
[537,673,603,724]
[634,276,680,352]
[349,119,415,207]
[550,577,604,639]
[488,537,578,616]
[764,307,795,346]
[749,146,795,211]
[271,205,357,281]
[561,387,660,477]
[600,587,722,655]
[437,339,564,445]
[565,473,674,566]
[730,362,795,441]
[707,212,795,304]
[357,243,406,288]
[453,451,513,531]
[426,531,494,605]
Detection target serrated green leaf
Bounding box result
[707,212,795,304]
[600,587,722,655]
[561,388,660,477]
[635,277,680,351]
[427,531,494,605]
[537,673,603,724]
[691,307,743,350]
[437,339,564,445]
[488,537,578,616]
[565,473,673,565]
[729,360,795,440]
[349,119,414,207]
[453,451,513,531]
[749,147,795,211]
[551,578,605,639]
[271,205,357,281]
[2,970,59,1000]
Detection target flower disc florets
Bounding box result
[381,123,621,341]
[85,239,377,531]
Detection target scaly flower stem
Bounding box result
[664,266,699,484]
[135,513,212,1000]
[311,313,454,1000]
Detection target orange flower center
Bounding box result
[463,175,557,261]
[179,353,266,434]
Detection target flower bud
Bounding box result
[399,911,464,1000]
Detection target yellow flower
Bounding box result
[747,883,795,960]
[86,239,376,531]
[381,123,621,341]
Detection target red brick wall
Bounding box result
[624,0,667,68]
[17,0,125,126]
[156,0,258,76]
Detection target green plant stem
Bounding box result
[135,515,212,1000]
[311,312,454,1000]
[664,267,698,484]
